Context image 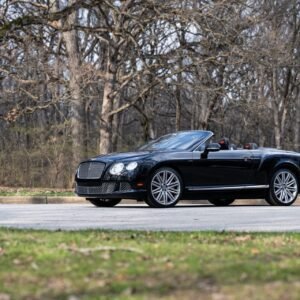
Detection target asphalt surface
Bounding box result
[1,203,300,231]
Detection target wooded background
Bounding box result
[0,0,299,188]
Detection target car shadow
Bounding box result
[87,204,272,209]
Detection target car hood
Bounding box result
[89,151,153,163]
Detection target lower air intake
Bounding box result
[76,182,116,195]
[76,182,132,195]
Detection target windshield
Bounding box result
[138,131,211,151]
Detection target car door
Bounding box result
[247,149,265,184]
[189,149,256,188]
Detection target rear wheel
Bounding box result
[266,169,299,206]
[87,198,122,207]
[209,198,235,206]
[146,167,182,208]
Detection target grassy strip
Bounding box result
[1,230,300,299]
[0,187,74,197]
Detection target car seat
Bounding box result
[243,143,258,150]
[218,137,230,150]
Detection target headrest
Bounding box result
[243,143,258,150]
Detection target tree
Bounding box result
[0,0,299,188]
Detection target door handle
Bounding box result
[243,157,252,162]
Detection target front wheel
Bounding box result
[146,167,183,208]
[209,199,235,206]
[87,198,122,207]
[266,169,299,206]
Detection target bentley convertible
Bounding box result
[75,130,300,208]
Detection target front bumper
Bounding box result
[75,181,147,199]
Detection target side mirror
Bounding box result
[201,143,220,158]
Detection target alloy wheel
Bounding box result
[150,169,181,206]
[273,170,298,204]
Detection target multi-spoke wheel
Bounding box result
[266,169,299,206]
[209,198,235,206]
[146,167,182,208]
[87,198,122,207]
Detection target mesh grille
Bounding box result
[119,182,132,191]
[76,182,132,195]
[101,182,117,193]
[76,183,116,195]
[78,162,105,179]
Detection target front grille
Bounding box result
[119,182,132,191]
[78,162,105,179]
[101,182,117,193]
[76,182,116,195]
[76,182,132,195]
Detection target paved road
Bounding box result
[1,203,300,231]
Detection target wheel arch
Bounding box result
[146,162,185,187]
[270,161,300,185]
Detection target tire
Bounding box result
[87,198,122,207]
[264,195,276,206]
[143,197,157,208]
[146,167,183,208]
[209,198,235,206]
[266,169,299,206]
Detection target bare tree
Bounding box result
[0,0,299,188]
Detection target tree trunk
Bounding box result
[99,71,115,154]
[272,69,281,149]
[111,95,121,152]
[295,88,300,152]
[62,2,86,172]
[175,76,182,131]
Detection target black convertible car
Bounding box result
[75,131,300,207]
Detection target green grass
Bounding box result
[1,230,300,299]
[0,187,74,197]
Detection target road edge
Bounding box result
[0,196,275,205]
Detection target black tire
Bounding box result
[264,195,276,206]
[87,198,122,207]
[146,167,183,208]
[266,169,299,206]
[143,197,157,208]
[208,198,235,206]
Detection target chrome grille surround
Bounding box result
[77,162,105,179]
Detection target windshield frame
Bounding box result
[138,131,213,152]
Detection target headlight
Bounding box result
[109,163,125,175]
[126,162,138,171]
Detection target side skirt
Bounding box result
[186,185,269,191]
